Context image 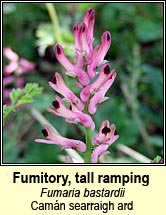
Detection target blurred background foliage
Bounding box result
[3,2,163,163]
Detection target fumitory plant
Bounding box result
[35,8,119,163]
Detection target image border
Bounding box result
[1,0,165,166]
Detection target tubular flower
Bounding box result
[74,8,95,68]
[88,73,117,114]
[74,23,84,68]
[91,120,119,163]
[80,64,116,102]
[87,31,111,78]
[49,72,84,111]
[91,144,110,163]
[47,96,95,131]
[55,44,90,86]
[35,124,86,152]
[79,23,91,57]
[83,8,95,43]
[36,8,118,163]
[93,120,119,145]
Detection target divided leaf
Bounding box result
[3,83,42,120]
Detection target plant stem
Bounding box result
[84,127,92,163]
[117,144,151,163]
[45,3,63,44]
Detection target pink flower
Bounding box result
[74,23,90,58]
[80,64,116,102]
[55,44,90,86]
[47,96,95,131]
[3,46,19,61]
[91,120,119,163]
[35,124,86,152]
[87,31,111,78]
[74,8,95,68]
[91,144,110,163]
[74,23,84,68]
[49,72,84,111]
[3,47,36,75]
[83,8,95,43]
[93,120,119,145]
[88,73,117,114]
[4,61,18,74]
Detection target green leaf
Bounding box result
[25,83,34,93]
[30,87,42,96]
[25,83,42,96]
[152,155,162,163]
[16,95,33,106]
[3,105,13,119]
[4,83,42,120]
[10,88,23,104]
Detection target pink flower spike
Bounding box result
[93,120,119,145]
[88,73,116,114]
[91,144,110,163]
[3,47,19,61]
[49,72,84,111]
[35,124,86,152]
[55,44,90,86]
[87,31,111,78]
[80,64,116,102]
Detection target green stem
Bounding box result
[84,127,92,163]
[45,3,63,44]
